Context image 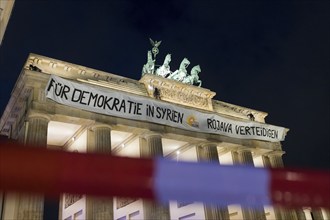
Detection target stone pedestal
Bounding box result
[140,133,171,220]
[17,116,49,220]
[196,144,230,220]
[86,125,113,220]
[232,149,266,220]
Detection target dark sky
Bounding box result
[0,0,329,169]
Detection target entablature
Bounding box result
[0,53,287,149]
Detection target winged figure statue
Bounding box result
[149,38,162,58]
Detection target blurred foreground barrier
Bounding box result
[0,141,329,208]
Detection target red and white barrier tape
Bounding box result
[0,141,329,208]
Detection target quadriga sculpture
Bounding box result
[142,51,155,76]
[156,54,171,78]
[168,58,190,82]
[182,65,202,87]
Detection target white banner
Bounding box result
[45,75,286,142]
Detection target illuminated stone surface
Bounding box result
[1,53,321,220]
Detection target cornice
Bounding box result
[212,100,268,123]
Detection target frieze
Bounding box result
[64,193,83,208]
[160,88,209,108]
[140,74,215,111]
[116,197,138,209]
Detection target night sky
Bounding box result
[0,0,329,169]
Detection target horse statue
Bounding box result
[182,65,202,87]
[141,51,155,76]
[167,58,190,82]
[156,54,171,78]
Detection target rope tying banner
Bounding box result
[0,141,329,208]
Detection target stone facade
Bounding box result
[1,54,327,220]
[0,0,15,46]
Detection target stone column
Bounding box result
[140,133,170,220]
[266,151,306,220]
[322,208,330,220]
[262,154,284,220]
[232,149,267,220]
[267,152,284,168]
[295,209,307,220]
[196,144,230,220]
[140,133,164,157]
[311,208,325,220]
[86,124,113,220]
[17,121,27,143]
[25,116,49,147]
[311,208,324,220]
[17,115,49,220]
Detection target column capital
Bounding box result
[234,146,253,154]
[26,113,51,122]
[217,143,240,155]
[89,123,112,131]
[140,131,162,140]
[198,142,220,148]
[217,147,230,155]
[266,150,285,168]
[265,150,285,157]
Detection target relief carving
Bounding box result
[64,193,83,208]
[116,197,137,209]
[159,87,209,109]
[140,74,215,111]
